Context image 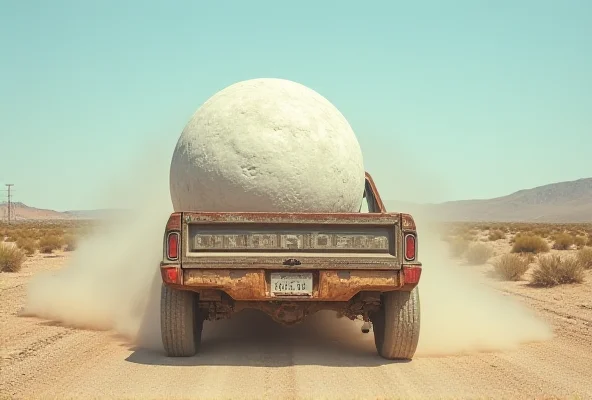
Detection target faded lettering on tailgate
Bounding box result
[191,227,391,252]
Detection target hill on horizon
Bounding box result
[0,202,127,221]
[385,177,592,223]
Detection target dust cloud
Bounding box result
[23,146,172,351]
[23,145,553,358]
[412,215,554,356]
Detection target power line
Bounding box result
[3,184,15,224]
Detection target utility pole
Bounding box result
[5,184,14,224]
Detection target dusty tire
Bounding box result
[371,287,420,360]
[161,284,204,357]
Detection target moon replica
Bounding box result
[169,78,365,213]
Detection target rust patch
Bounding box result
[166,212,182,231]
[401,213,416,230]
[318,270,402,301]
[182,211,400,225]
[183,269,267,300]
[182,268,402,301]
[364,172,386,212]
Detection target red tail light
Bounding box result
[161,266,180,284]
[167,232,179,260]
[403,266,421,284]
[404,234,416,261]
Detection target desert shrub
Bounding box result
[465,243,493,265]
[574,236,587,249]
[63,235,77,252]
[488,229,506,241]
[45,228,65,237]
[39,235,63,254]
[552,233,574,250]
[511,235,549,254]
[532,227,551,238]
[576,247,592,269]
[16,237,38,256]
[531,255,584,287]
[492,254,531,281]
[449,238,469,258]
[510,232,524,244]
[0,243,26,272]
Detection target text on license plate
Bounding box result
[270,272,313,296]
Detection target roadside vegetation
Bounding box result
[0,243,26,272]
[552,233,575,250]
[577,247,592,269]
[530,255,585,287]
[440,221,591,288]
[492,253,531,281]
[0,220,96,260]
[511,234,550,254]
[465,243,493,265]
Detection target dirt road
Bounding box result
[2,252,592,400]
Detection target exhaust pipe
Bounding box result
[361,321,371,333]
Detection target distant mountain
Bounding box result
[385,177,592,223]
[0,202,127,221]
[0,202,69,221]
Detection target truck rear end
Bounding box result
[159,172,422,360]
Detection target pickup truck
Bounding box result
[159,172,422,360]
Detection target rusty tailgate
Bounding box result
[179,212,402,270]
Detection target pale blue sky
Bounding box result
[1,0,591,211]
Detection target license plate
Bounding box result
[270,272,313,296]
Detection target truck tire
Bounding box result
[161,284,204,357]
[371,287,420,360]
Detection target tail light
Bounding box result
[403,266,421,284]
[167,232,179,261]
[404,233,416,261]
[161,266,180,284]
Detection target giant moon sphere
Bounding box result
[169,78,365,212]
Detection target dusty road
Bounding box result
[1,252,592,400]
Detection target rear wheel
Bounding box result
[161,284,204,357]
[371,287,420,360]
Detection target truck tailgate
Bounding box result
[179,212,402,269]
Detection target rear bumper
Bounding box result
[160,264,421,302]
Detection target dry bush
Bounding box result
[511,234,550,254]
[510,232,525,244]
[465,243,493,265]
[576,247,592,270]
[63,235,77,252]
[449,238,469,258]
[552,233,575,250]
[39,235,63,254]
[531,255,584,287]
[16,237,38,256]
[532,227,551,238]
[493,253,531,281]
[0,243,26,272]
[488,229,506,241]
[574,236,587,249]
[4,235,18,242]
